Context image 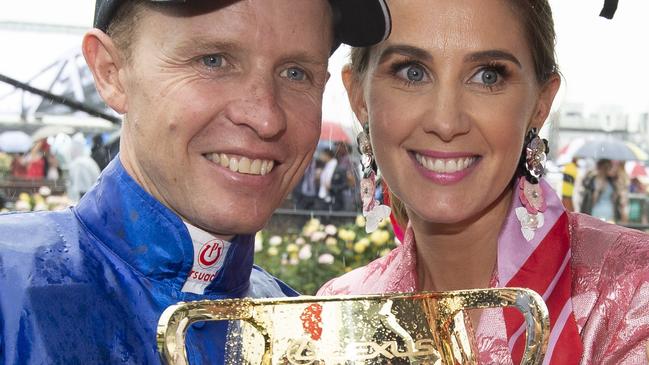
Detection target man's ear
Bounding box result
[82,29,128,114]
[341,64,368,126]
[530,74,561,130]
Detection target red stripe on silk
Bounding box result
[503,213,582,363]
[549,312,583,364]
[505,213,570,295]
[510,258,577,362]
[383,182,405,242]
[503,214,570,336]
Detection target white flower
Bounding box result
[324,224,337,236]
[269,235,283,246]
[325,237,338,247]
[15,200,31,211]
[310,231,327,242]
[515,207,544,241]
[33,202,48,211]
[318,253,334,265]
[267,247,279,256]
[298,244,312,260]
[38,186,52,197]
[295,237,306,246]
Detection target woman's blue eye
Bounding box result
[480,69,498,85]
[396,64,426,82]
[282,67,307,81]
[406,66,425,81]
[202,55,224,68]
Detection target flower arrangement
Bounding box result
[254,216,397,294]
[4,188,72,213]
[0,153,11,178]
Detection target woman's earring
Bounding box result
[516,128,549,241]
[522,127,549,184]
[358,123,391,233]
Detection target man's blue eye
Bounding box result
[284,67,306,81]
[202,55,223,68]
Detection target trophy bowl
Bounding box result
[157,288,548,365]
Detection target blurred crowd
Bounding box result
[562,158,649,225]
[0,132,112,210]
[292,141,361,212]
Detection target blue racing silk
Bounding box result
[0,158,297,364]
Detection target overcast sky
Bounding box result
[1,0,648,126]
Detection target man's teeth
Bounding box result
[205,153,275,175]
[415,153,476,173]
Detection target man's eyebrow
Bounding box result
[465,50,522,68]
[173,39,327,67]
[173,38,241,54]
[377,45,433,63]
[279,51,328,68]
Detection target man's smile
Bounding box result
[203,152,276,175]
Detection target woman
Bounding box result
[581,159,629,223]
[318,0,649,363]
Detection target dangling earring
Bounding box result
[515,128,549,241]
[357,123,391,233]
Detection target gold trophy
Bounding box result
[157,288,548,364]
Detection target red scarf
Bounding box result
[503,212,583,363]
[386,186,584,363]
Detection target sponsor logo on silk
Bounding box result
[181,236,230,294]
[198,239,224,269]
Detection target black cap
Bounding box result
[93,0,391,50]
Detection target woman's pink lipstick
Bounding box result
[410,151,480,185]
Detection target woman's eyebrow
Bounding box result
[465,50,522,68]
[377,45,433,63]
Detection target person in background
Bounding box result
[581,159,629,223]
[90,134,110,171]
[331,142,356,211]
[630,176,646,194]
[293,157,318,210]
[319,0,649,363]
[317,148,338,209]
[43,141,60,181]
[22,139,47,179]
[10,152,27,178]
[561,157,578,211]
[66,134,101,202]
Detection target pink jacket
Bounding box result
[319,184,649,364]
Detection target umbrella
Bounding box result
[31,125,75,142]
[573,138,648,161]
[555,138,586,165]
[320,121,351,143]
[626,161,648,178]
[0,131,32,153]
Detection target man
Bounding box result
[66,134,101,201]
[0,0,390,363]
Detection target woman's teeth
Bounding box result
[415,153,476,173]
[204,153,275,175]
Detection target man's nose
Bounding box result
[421,87,470,141]
[226,76,287,139]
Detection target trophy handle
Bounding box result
[436,288,549,365]
[156,299,272,365]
